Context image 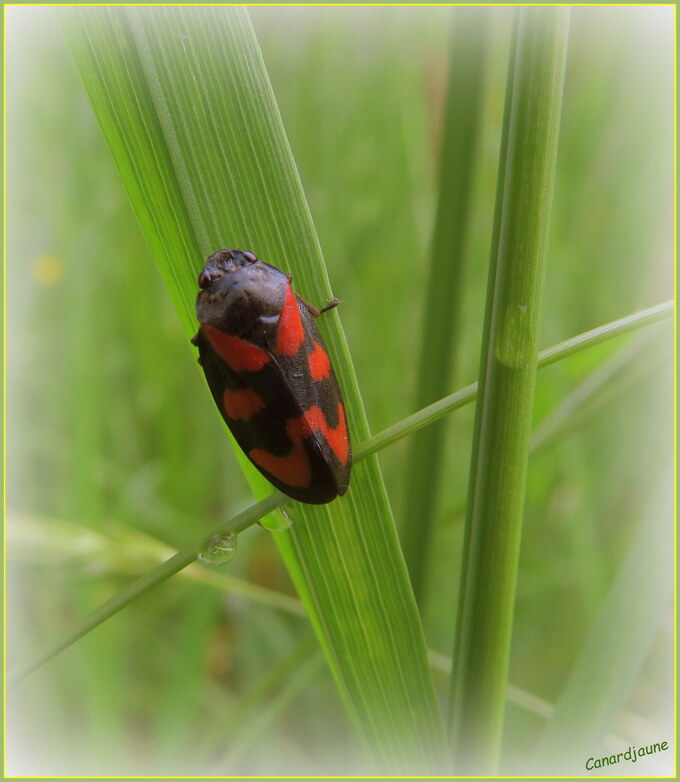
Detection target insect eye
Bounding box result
[198,269,217,288]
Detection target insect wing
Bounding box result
[193,250,351,504]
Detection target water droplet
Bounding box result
[277,505,294,530]
[259,504,294,531]
[199,532,237,565]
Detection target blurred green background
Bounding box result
[6,5,673,775]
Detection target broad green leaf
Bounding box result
[62,6,445,771]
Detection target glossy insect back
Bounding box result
[192,249,351,504]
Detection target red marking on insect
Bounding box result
[194,249,352,503]
[202,325,270,372]
[249,415,312,488]
[223,388,265,421]
[308,342,331,381]
[275,284,305,357]
[303,404,350,465]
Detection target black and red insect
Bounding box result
[192,249,351,504]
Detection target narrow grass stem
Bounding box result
[8,493,283,682]
[360,300,673,460]
[8,299,670,685]
[448,8,571,772]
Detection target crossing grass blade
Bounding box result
[10,299,671,686]
[61,6,446,772]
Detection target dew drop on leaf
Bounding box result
[199,532,238,565]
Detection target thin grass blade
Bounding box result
[9,300,670,686]
[530,470,674,773]
[401,7,489,604]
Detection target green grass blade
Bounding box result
[530,470,674,773]
[8,493,282,682]
[401,7,489,604]
[447,15,518,721]
[531,328,662,453]
[61,6,446,771]
[9,300,670,685]
[8,510,307,616]
[448,8,571,772]
[219,647,326,769]
[537,299,674,367]
[361,304,672,459]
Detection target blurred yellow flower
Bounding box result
[31,254,64,285]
